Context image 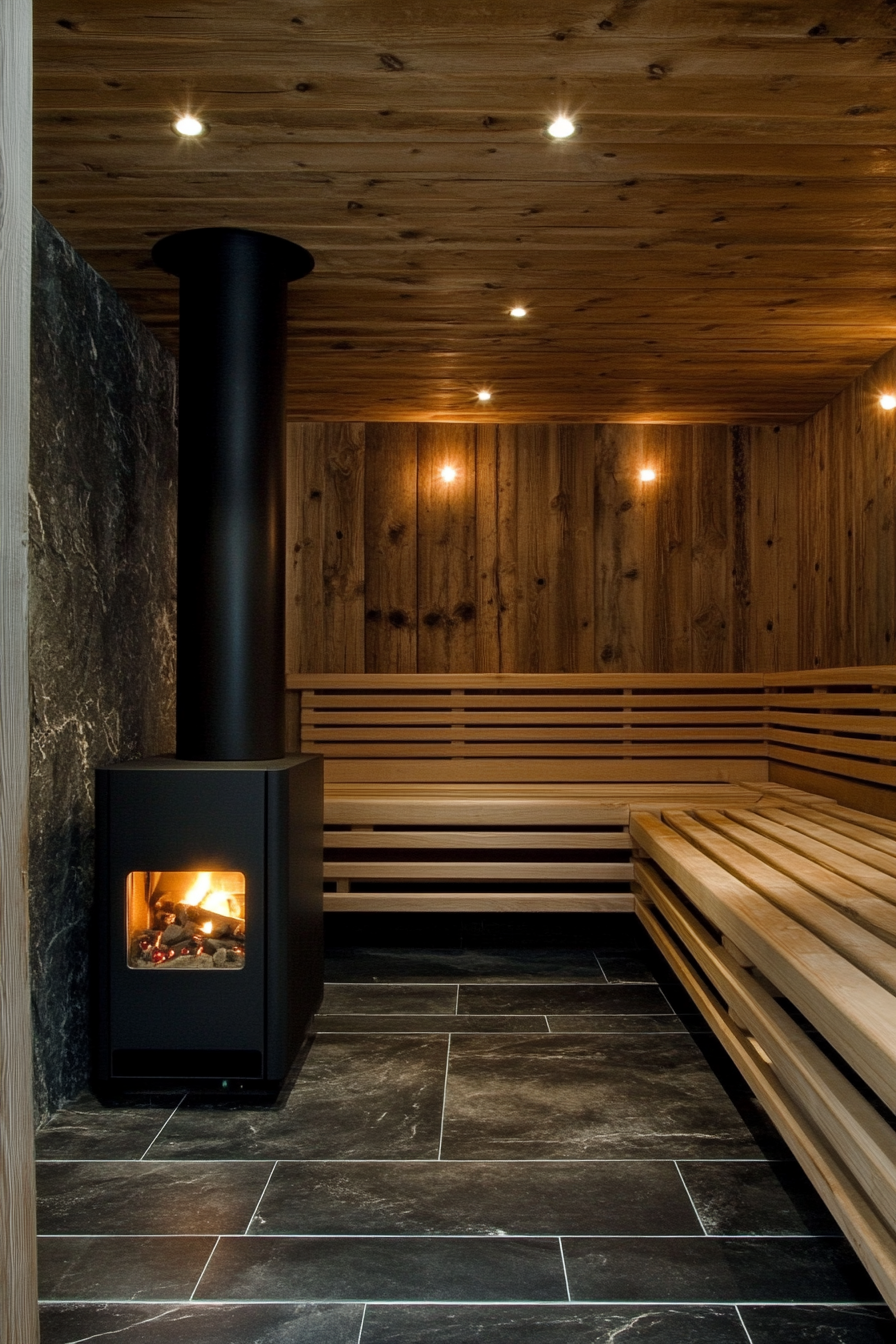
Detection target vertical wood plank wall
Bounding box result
[794,346,896,670]
[287,421,801,674]
[286,345,896,675]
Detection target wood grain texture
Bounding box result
[635,863,896,1315]
[416,423,477,671]
[288,420,807,672]
[630,809,896,1116]
[363,423,418,672]
[792,347,896,672]
[31,0,896,422]
[0,0,40,1334]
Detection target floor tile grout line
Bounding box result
[35,1158,784,1167]
[138,1094,186,1161]
[558,1237,573,1303]
[735,1303,757,1343]
[38,1298,889,1309]
[242,1160,279,1235]
[323,980,652,988]
[545,1015,551,1033]
[356,1301,368,1343]
[188,1235,220,1301]
[673,1160,709,1236]
[436,1035,452,1162]
[455,984,460,1014]
[36,1233,840,1241]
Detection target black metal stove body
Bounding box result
[95,755,322,1095]
[93,226,322,1098]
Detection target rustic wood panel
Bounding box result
[32,0,896,423]
[287,419,805,673]
[322,422,366,672]
[473,423,500,671]
[794,346,896,670]
[416,423,477,672]
[363,423,418,672]
[1,0,40,1332]
[286,422,326,675]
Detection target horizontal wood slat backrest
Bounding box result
[287,668,896,790]
[288,671,768,785]
[764,668,896,798]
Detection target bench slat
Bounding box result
[662,810,896,984]
[727,808,896,904]
[769,695,896,711]
[780,805,896,860]
[757,807,896,881]
[324,892,635,913]
[771,711,896,735]
[691,809,896,947]
[323,759,770,784]
[303,710,766,726]
[308,742,768,758]
[629,810,896,1115]
[768,728,896,763]
[324,860,634,881]
[303,727,765,743]
[324,830,631,850]
[812,801,896,842]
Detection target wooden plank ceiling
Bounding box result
[33,0,896,422]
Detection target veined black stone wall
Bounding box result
[29,212,177,1120]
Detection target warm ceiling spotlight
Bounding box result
[639,468,656,482]
[174,114,205,137]
[477,390,492,402]
[547,116,576,139]
[510,306,528,318]
[880,393,896,410]
[440,466,457,483]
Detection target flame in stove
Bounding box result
[183,870,243,919]
[201,921,213,934]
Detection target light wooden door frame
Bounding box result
[0,0,39,1336]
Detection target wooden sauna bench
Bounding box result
[630,788,896,1313]
[287,672,772,913]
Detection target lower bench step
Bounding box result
[323,891,635,913]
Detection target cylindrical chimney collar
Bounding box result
[152,226,314,284]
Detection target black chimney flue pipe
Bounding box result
[152,228,314,761]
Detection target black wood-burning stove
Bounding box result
[94,227,322,1098]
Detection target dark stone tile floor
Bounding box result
[37,941,891,1343]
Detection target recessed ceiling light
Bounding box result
[440,466,457,482]
[639,468,656,482]
[510,307,527,318]
[174,114,205,137]
[477,390,492,402]
[547,117,576,139]
[880,393,896,410]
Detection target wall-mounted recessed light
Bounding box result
[440,466,457,483]
[477,390,492,402]
[880,393,896,410]
[547,117,576,139]
[639,468,656,482]
[174,114,205,137]
[509,307,527,318]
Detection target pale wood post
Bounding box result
[0,0,39,1335]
